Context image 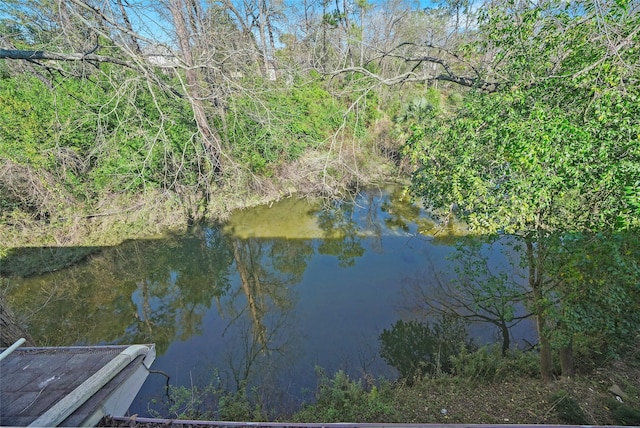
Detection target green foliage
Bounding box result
[0,69,199,211]
[81,77,198,193]
[322,10,345,27]
[550,390,588,425]
[449,345,540,382]
[379,316,473,382]
[224,80,345,173]
[395,97,435,124]
[342,73,382,133]
[392,92,440,154]
[401,0,640,380]
[406,87,639,233]
[547,231,640,359]
[150,372,265,421]
[624,181,640,222]
[393,88,445,125]
[294,369,395,422]
[0,75,63,168]
[218,386,267,421]
[446,91,464,107]
[423,88,441,111]
[405,0,640,232]
[609,400,640,426]
[155,383,220,420]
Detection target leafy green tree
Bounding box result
[407,236,531,356]
[546,232,640,365]
[403,0,640,381]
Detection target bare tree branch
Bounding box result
[329,64,502,91]
[0,48,136,67]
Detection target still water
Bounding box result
[3,186,529,417]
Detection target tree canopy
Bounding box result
[401,0,640,381]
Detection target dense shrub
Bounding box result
[293,369,395,423]
[379,316,473,382]
[551,390,588,425]
[223,80,345,173]
[0,72,198,208]
[449,345,540,382]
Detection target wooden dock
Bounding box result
[0,343,155,427]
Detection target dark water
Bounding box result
[3,185,533,417]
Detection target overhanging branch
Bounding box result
[0,48,184,98]
[330,65,502,92]
[435,73,501,92]
[0,49,135,68]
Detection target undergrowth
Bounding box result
[96,344,640,426]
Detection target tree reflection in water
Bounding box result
[225,237,310,389]
[3,187,467,417]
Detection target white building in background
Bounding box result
[142,44,178,68]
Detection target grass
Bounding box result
[97,345,640,427]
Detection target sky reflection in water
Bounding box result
[5,186,532,417]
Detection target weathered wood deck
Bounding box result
[0,343,155,427]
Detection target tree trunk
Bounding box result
[340,0,354,67]
[535,313,553,382]
[266,12,277,78]
[527,237,553,382]
[258,0,270,76]
[116,0,142,55]
[499,320,510,356]
[359,6,365,67]
[560,341,575,378]
[322,1,328,64]
[169,0,223,175]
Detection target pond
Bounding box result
[2,185,534,418]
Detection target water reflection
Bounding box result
[4,229,234,352]
[225,237,307,389]
[401,236,534,355]
[2,186,467,417]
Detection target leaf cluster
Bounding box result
[223,79,362,173]
[294,369,395,422]
[406,81,640,233]
[379,316,474,382]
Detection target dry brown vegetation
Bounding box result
[388,359,640,425]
